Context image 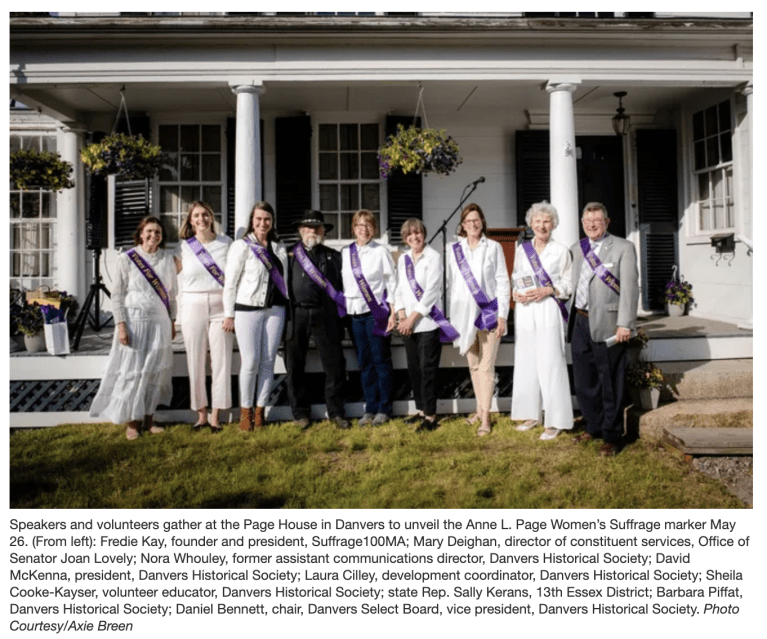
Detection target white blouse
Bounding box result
[112,246,178,324]
[447,236,510,355]
[394,245,443,334]
[513,239,573,300]
[175,234,232,293]
[223,235,288,316]
[341,240,397,316]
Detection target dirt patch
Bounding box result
[692,456,753,507]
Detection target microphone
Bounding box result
[471,177,486,186]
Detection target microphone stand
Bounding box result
[429,178,485,313]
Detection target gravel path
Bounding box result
[692,456,753,506]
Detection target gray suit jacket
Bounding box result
[567,234,639,342]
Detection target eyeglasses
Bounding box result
[355,223,373,229]
[463,219,482,226]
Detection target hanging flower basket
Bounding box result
[80,132,163,181]
[10,149,75,191]
[378,124,462,178]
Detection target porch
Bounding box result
[10,313,753,428]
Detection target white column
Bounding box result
[546,80,581,248]
[57,124,87,300]
[741,82,753,240]
[230,83,265,238]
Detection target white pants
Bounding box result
[511,299,574,430]
[179,291,234,411]
[234,306,285,408]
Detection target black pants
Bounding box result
[402,328,442,417]
[571,312,627,445]
[285,307,346,419]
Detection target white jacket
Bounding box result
[447,236,510,355]
[223,235,288,317]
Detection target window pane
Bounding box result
[694,141,706,171]
[161,215,180,243]
[340,153,359,180]
[201,186,221,212]
[10,137,21,153]
[699,204,710,231]
[725,167,733,197]
[159,154,179,181]
[339,214,353,239]
[180,186,197,211]
[361,183,380,210]
[698,174,709,202]
[726,202,735,229]
[340,184,359,210]
[201,155,221,181]
[42,137,56,153]
[320,184,338,211]
[704,106,717,138]
[720,132,733,163]
[180,154,199,181]
[718,100,731,133]
[41,252,51,277]
[319,153,338,180]
[159,125,178,151]
[201,125,220,152]
[360,124,379,150]
[10,196,20,218]
[319,124,337,151]
[361,152,379,179]
[160,186,179,212]
[41,224,52,248]
[711,170,723,201]
[339,124,358,151]
[41,192,53,218]
[180,125,199,152]
[324,213,339,240]
[22,195,40,218]
[706,136,719,168]
[713,204,725,229]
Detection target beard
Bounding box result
[304,236,320,248]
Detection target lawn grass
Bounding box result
[9,415,746,509]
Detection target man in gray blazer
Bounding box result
[567,202,639,456]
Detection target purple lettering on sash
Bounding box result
[186,237,225,287]
[126,248,171,314]
[580,237,621,296]
[521,241,569,324]
[244,237,289,299]
[452,242,498,331]
[404,254,459,344]
[294,243,347,317]
[349,242,390,336]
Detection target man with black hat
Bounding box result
[285,210,350,429]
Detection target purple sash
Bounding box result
[404,254,459,343]
[452,242,498,331]
[126,248,171,314]
[244,237,289,299]
[521,241,569,324]
[294,243,347,317]
[580,237,620,295]
[186,237,225,287]
[349,242,390,336]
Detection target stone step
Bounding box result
[663,426,753,458]
[626,397,753,441]
[659,359,752,400]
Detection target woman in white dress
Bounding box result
[174,201,233,433]
[511,201,574,440]
[447,203,510,437]
[90,217,178,440]
[223,202,288,431]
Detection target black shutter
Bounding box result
[275,115,312,244]
[515,130,550,227]
[636,129,678,310]
[113,179,151,247]
[385,115,423,244]
[225,117,236,239]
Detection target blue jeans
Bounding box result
[351,314,393,415]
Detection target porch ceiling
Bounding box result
[13,80,704,127]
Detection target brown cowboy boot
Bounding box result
[239,407,254,432]
[254,406,266,429]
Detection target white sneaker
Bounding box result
[358,413,375,426]
[540,428,561,440]
[515,420,540,432]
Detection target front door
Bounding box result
[576,135,626,238]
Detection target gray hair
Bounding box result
[582,201,609,220]
[525,201,559,229]
[400,218,427,241]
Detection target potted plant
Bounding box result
[80,132,163,181]
[626,360,666,410]
[664,278,693,317]
[10,148,75,191]
[378,124,462,178]
[16,302,46,353]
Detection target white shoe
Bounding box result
[540,428,561,440]
[515,420,540,432]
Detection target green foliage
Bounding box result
[15,302,44,337]
[664,279,694,306]
[627,361,666,389]
[378,124,462,177]
[10,149,75,191]
[80,133,163,180]
[9,416,744,509]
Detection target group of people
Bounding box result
[90,198,638,456]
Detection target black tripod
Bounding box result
[429,177,485,311]
[72,246,113,350]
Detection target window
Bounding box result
[692,100,734,232]
[9,134,57,292]
[157,124,224,242]
[318,123,382,240]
